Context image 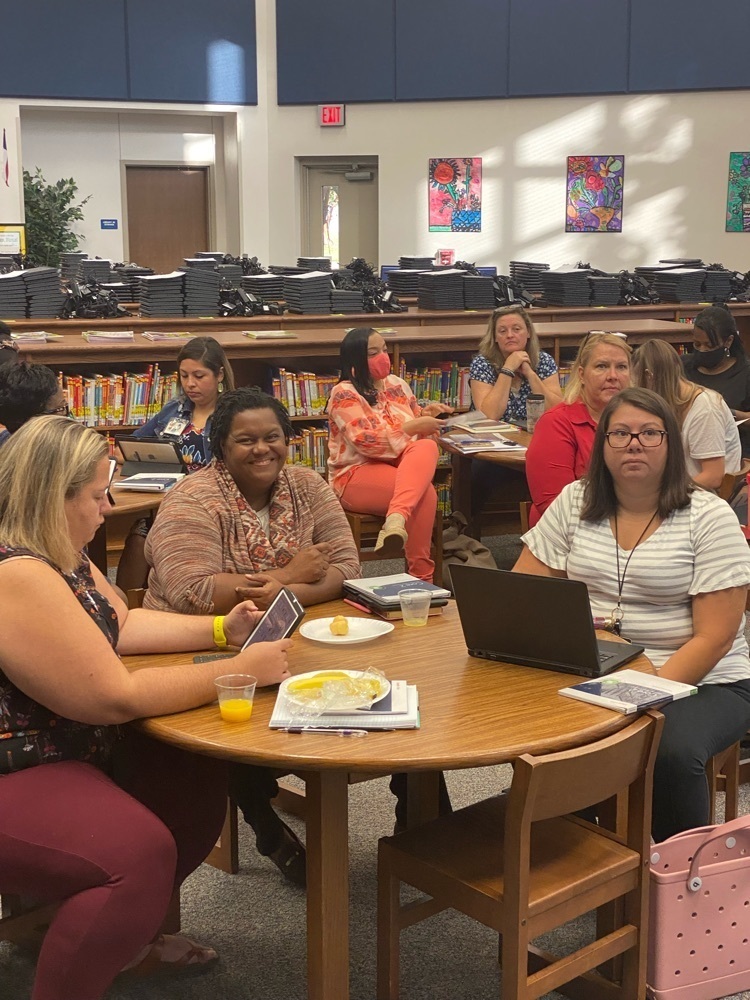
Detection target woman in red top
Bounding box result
[327,327,451,581]
[525,332,631,526]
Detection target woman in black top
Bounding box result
[682,306,750,455]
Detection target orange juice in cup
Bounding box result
[215,674,257,723]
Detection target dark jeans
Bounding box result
[652,678,750,842]
[229,764,452,852]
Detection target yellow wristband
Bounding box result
[213,616,228,649]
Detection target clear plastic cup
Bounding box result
[399,589,432,627]
[215,674,257,723]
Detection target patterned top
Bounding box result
[523,481,750,683]
[143,461,361,614]
[0,545,119,774]
[327,375,422,495]
[468,350,557,423]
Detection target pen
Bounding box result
[283,727,369,737]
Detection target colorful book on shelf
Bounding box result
[111,472,185,493]
[243,330,298,339]
[558,669,697,715]
[269,682,419,730]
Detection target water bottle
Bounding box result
[526,394,545,433]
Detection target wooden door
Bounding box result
[125,166,209,274]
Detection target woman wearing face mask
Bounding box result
[683,306,750,456]
[327,327,452,582]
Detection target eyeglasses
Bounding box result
[578,330,628,356]
[605,429,668,449]
[45,403,71,417]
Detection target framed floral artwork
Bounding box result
[565,155,624,233]
[725,153,750,232]
[429,158,482,232]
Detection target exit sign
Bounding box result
[318,104,345,127]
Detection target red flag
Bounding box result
[2,129,8,187]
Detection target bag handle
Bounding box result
[686,815,750,891]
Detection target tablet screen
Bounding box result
[241,588,305,649]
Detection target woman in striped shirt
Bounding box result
[516,387,750,841]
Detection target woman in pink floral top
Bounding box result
[327,327,452,581]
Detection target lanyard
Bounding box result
[608,510,658,636]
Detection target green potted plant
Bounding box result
[23,168,91,268]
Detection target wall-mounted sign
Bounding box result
[0,223,26,255]
[100,218,119,230]
[318,104,345,127]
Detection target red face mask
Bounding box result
[368,352,391,380]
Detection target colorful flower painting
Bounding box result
[565,155,624,233]
[725,153,750,232]
[429,157,482,232]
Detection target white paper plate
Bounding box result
[282,669,391,711]
[298,617,395,645]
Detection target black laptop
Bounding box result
[116,436,187,478]
[450,564,644,677]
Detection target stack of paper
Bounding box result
[270,679,420,730]
[111,472,184,492]
[440,432,527,455]
[343,573,450,619]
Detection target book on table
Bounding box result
[558,668,697,715]
[269,680,420,731]
[344,573,451,608]
[243,330,299,339]
[343,590,448,620]
[111,472,185,492]
[81,330,135,343]
[440,432,527,455]
[444,414,516,433]
[141,331,193,341]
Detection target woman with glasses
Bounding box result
[0,359,67,447]
[633,338,741,490]
[525,331,631,526]
[515,387,750,840]
[682,305,750,457]
[469,305,562,423]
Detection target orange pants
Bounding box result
[339,438,439,582]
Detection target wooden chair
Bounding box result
[345,509,443,583]
[377,711,663,1000]
[707,740,741,824]
[718,460,750,504]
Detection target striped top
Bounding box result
[523,481,750,684]
[143,461,361,614]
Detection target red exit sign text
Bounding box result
[318,104,346,127]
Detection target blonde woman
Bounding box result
[0,416,291,999]
[525,332,631,526]
[633,339,741,491]
[469,304,562,422]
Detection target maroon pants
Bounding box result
[0,733,227,1000]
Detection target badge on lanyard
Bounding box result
[162,417,189,439]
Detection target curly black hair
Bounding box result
[0,361,61,433]
[209,386,294,460]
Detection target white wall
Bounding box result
[0,102,24,225]
[3,0,750,276]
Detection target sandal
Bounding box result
[266,820,307,888]
[122,933,218,978]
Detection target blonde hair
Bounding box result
[564,332,632,404]
[477,305,540,370]
[0,415,108,572]
[632,339,700,427]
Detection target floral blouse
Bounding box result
[468,350,557,423]
[0,545,119,775]
[327,375,422,495]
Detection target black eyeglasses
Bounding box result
[605,429,668,449]
[45,403,71,417]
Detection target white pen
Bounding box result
[282,727,369,737]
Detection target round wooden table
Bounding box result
[126,600,648,1000]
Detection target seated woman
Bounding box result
[633,338,741,490]
[682,305,750,456]
[515,387,750,841]
[144,386,360,885]
[525,332,631,526]
[327,327,451,581]
[0,359,67,446]
[0,415,291,1000]
[469,304,562,422]
[116,335,235,591]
